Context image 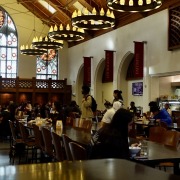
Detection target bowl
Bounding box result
[129,147,141,157]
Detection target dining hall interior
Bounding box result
[0,0,180,179]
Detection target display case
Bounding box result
[159,99,180,111]
[158,99,180,122]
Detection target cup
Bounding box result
[140,141,148,156]
[173,123,177,128]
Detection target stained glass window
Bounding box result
[0,6,18,78]
[36,49,58,80]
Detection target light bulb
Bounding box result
[120,0,125,5]
[66,24,70,30]
[138,0,143,5]
[54,25,58,31]
[129,0,133,6]
[91,20,94,25]
[39,36,43,42]
[84,8,88,15]
[106,9,111,17]
[77,10,81,16]
[146,0,151,4]
[45,36,48,41]
[110,12,115,19]
[60,24,63,31]
[92,8,96,15]
[100,8,105,16]
[49,26,53,32]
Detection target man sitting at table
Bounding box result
[149,101,172,126]
[100,101,122,128]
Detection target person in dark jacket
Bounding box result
[89,108,133,159]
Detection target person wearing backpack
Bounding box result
[80,85,94,126]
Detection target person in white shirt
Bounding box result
[101,101,122,127]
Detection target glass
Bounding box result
[140,140,148,156]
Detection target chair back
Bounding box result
[82,120,92,132]
[41,127,54,157]
[32,124,44,150]
[9,120,17,141]
[51,131,64,161]
[69,142,87,161]
[149,126,167,143]
[162,130,180,148]
[176,118,180,126]
[18,122,29,142]
[159,121,168,129]
[62,134,73,161]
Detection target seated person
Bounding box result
[89,108,133,159]
[128,101,137,115]
[100,101,122,127]
[164,103,172,116]
[149,101,172,126]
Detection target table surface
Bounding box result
[0,159,180,180]
[25,121,92,145]
[134,120,180,131]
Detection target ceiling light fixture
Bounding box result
[71,8,115,30]
[48,24,85,42]
[20,45,46,56]
[32,36,63,50]
[107,0,163,12]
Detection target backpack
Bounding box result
[88,95,97,112]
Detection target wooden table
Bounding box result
[134,120,180,131]
[26,121,92,145]
[130,139,180,175]
[0,159,180,180]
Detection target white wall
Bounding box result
[67,10,180,112]
[2,1,180,112]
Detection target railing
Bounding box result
[0,76,68,91]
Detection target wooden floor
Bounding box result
[0,139,11,166]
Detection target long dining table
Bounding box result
[0,159,180,180]
[130,139,180,175]
[134,120,180,131]
[25,121,180,175]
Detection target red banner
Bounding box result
[103,50,114,82]
[83,57,91,86]
[134,42,144,78]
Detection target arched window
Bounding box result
[0,6,18,78]
[36,49,58,80]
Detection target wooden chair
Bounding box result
[51,131,64,162]
[69,142,88,161]
[82,120,92,132]
[41,127,54,161]
[18,122,36,163]
[162,130,180,148]
[158,130,180,171]
[32,124,45,162]
[148,126,167,143]
[62,134,74,161]
[176,118,180,127]
[9,120,25,164]
[159,121,168,129]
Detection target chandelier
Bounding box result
[71,8,115,30]
[20,44,46,56]
[48,24,85,42]
[32,36,63,50]
[107,0,163,12]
